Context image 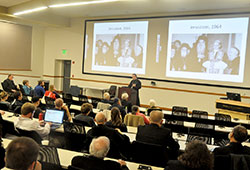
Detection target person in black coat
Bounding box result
[84,112,130,159]
[213,125,250,156]
[74,103,95,127]
[165,140,213,170]
[72,136,129,170]
[2,74,19,93]
[128,73,141,106]
[136,110,179,158]
[109,98,126,119]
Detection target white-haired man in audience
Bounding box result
[121,93,132,113]
[213,125,250,155]
[101,92,113,105]
[5,137,42,170]
[136,110,180,159]
[72,136,129,170]
[84,112,130,159]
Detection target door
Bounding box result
[63,60,71,93]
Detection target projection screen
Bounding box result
[82,13,250,89]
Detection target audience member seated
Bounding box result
[109,98,126,119]
[72,136,129,170]
[22,80,33,96]
[34,80,45,98]
[14,103,51,139]
[84,112,130,159]
[12,91,25,111]
[0,124,5,169]
[5,137,42,170]
[2,74,19,93]
[101,92,113,105]
[136,110,179,157]
[147,99,161,116]
[44,85,60,100]
[121,93,132,113]
[165,140,213,170]
[74,103,95,127]
[32,96,43,119]
[54,98,72,122]
[213,125,250,155]
[105,107,128,132]
[131,105,149,125]
[0,91,11,110]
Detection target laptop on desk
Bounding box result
[44,109,64,129]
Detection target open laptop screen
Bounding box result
[44,109,64,124]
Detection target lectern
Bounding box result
[216,99,250,120]
[118,87,137,105]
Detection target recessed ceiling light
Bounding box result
[49,0,119,8]
[13,6,48,16]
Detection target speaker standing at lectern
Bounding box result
[128,73,141,106]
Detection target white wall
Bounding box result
[0,24,45,88]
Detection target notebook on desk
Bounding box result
[44,109,64,129]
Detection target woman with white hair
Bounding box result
[147,99,161,116]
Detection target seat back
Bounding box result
[109,85,117,98]
[169,106,188,127]
[131,141,169,167]
[147,108,162,116]
[1,82,7,92]
[38,145,60,165]
[90,97,101,108]
[18,84,26,95]
[63,121,86,151]
[103,110,111,121]
[96,102,111,111]
[45,96,55,108]
[214,154,250,170]
[0,103,9,111]
[70,86,81,97]
[192,110,214,129]
[215,113,231,122]
[13,106,22,115]
[63,93,73,106]
[78,94,88,104]
[73,118,93,127]
[16,128,42,144]
[124,114,145,127]
[68,166,86,170]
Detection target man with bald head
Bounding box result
[84,112,130,159]
[136,111,180,158]
[54,98,72,121]
[72,136,129,170]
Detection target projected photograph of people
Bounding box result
[166,17,248,83]
[170,34,241,75]
[94,34,144,68]
[92,21,148,74]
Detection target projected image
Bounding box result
[170,34,241,75]
[166,17,249,83]
[94,34,144,68]
[92,21,148,74]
